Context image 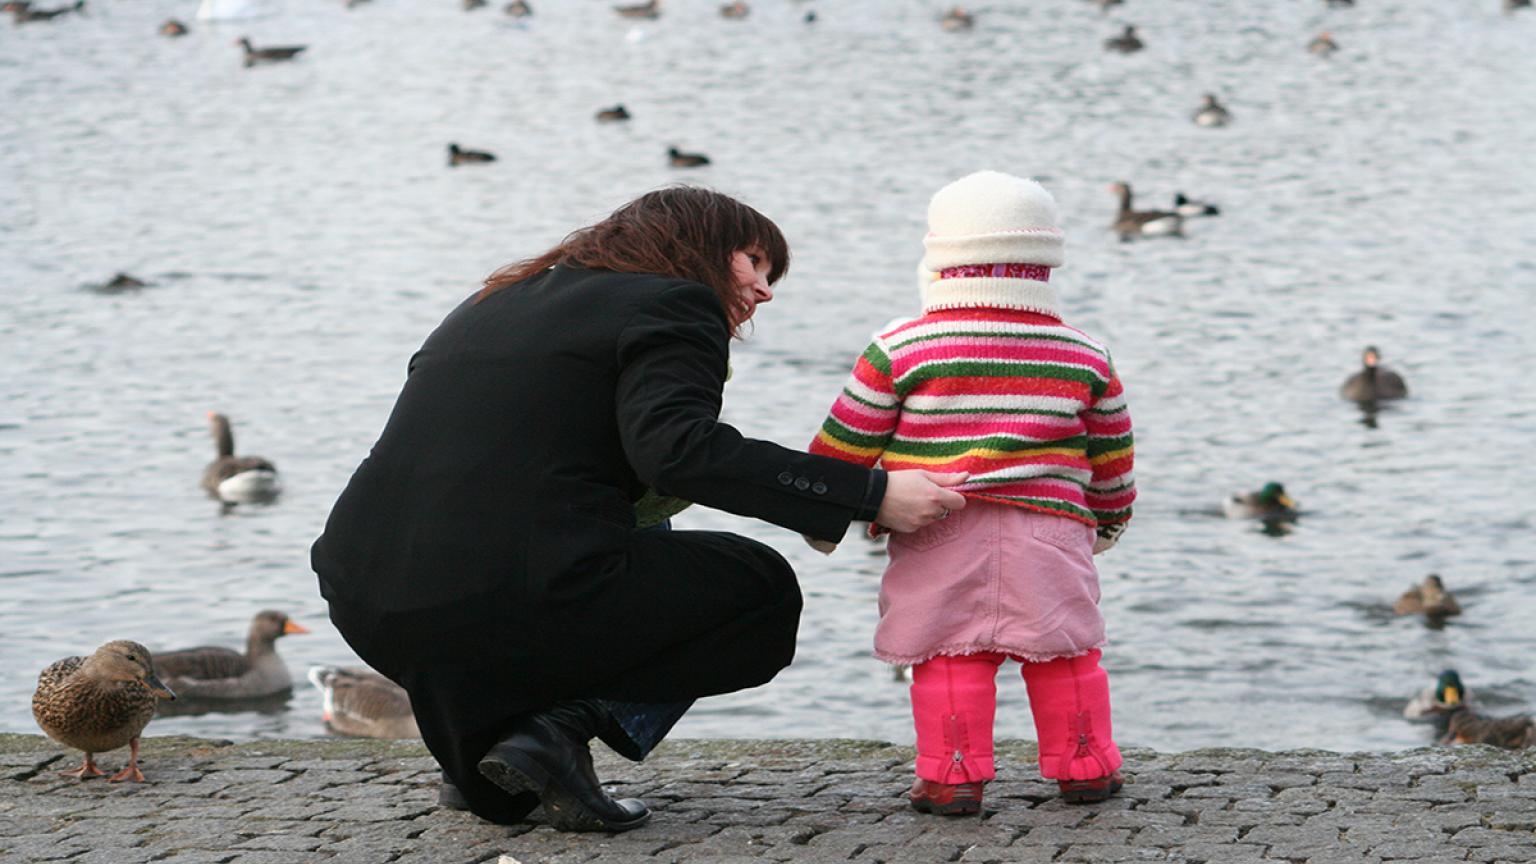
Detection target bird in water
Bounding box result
[504,0,531,17]
[448,143,496,166]
[1192,93,1232,127]
[1172,192,1220,217]
[33,641,176,782]
[153,610,308,701]
[1109,181,1183,240]
[1339,345,1408,403]
[1403,669,1466,734]
[1392,574,1461,621]
[202,412,280,502]
[1104,25,1143,53]
[308,665,421,739]
[940,5,973,30]
[614,0,659,19]
[1507,0,1532,12]
[1407,669,1535,750]
[668,146,711,168]
[92,272,149,293]
[1223,482,1298,520]
[719,0,748,18]
[236,37,307,67]
[595,104,631,122]
[159,19,188,36]
[10,0,83,24]
[1308,31,1338,56]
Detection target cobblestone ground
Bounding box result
[2,734,1534,863]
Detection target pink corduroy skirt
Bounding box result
[875,500,1106,666]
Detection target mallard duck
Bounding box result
[1444,706,1535,749]
[462,0,485,8]
[308,665,420,739]
[1192,93,1231,127]
[1326,0,1353,7]
[236,37,307,68]
[1104,25,1142,53]
[1339,345,1408,403]
[940,5,973,30]
[159,19,188,36]
[668,146,711,168]
[1172,192,1220,217]
[1404,669,1465,734]
[202,412,280,501]
[1308,31,1338,55]
[1507,0,1532,12]
[95,272,149,292]
[719,0,748,18]
[1393,574,1461,619]
[11,0,82,23]
[504,0,531,17]
[448,143,496,166]
[33,641,176,782]
[614,0,659,19]
[1223,482,1297,520]
[595,104,631,122]
[153,610,308,700]
[1109,181,1183,239]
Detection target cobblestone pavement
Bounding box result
[2,734,1535,863]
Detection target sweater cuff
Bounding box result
[854,470,887,523]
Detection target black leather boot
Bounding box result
[478,700,650,832]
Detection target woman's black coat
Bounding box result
[312,265,880,822]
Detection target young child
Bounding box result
[810,171,1135,814]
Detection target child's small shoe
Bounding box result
[1057,770,1124,804]
[908,778,984,815]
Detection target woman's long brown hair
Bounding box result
[477,186,790,332]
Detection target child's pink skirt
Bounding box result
[875,500,1105,665]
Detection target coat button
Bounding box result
[777,472,794,486]
[794,477,810,491]
[812,481,828,495]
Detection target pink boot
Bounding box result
[908,653,1004,814]
[1020,649,1123,803]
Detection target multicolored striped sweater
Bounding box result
[810,306,1135,528]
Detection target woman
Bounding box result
[311,187,966,831]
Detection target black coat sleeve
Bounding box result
[615,282,877,543]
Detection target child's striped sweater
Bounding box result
[810,307,1135,527]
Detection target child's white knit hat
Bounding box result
[921,170,1065,271]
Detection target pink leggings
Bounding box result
[911,650,1122,784]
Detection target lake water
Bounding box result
[4,0,1535,754]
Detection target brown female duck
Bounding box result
[33,641,176,782]
[202,412,280,501]
[153,610,308,700]
[1444,707,1535,749]
[308,665,420,739]
[614,0,658,19]
[1392,574,1461,620]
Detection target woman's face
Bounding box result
[729,247,774,324]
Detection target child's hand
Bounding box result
[803,535,838,555]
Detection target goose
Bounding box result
[202,412,280,501]
[237,37,306,67]
[504,0,530,16]
[1108,181,1183,239]
[595,104,631,122]
[308,665,420,739]
[448,143,496,166]
[159,18,188,35]
[719,0,748,18]
[1104,25,1143,53]
[1308,31,1338,56]
[1392,574,1461,620]
[668,146,711,168]
[1192,93,1231,127]
[11,0,82,22]
[1339,345,1408,403]
[33,641,176,782]
[154,610,308,701]
[1222,482,1297,521]
[614,0,659,19]
[940,5,973,30]
[1172,192,1220,217]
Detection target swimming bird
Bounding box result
[719,0,748,18]
[308,666,420,739]
[504,0,530,16]
[1308,31,1338,56]
[448,143,496,166]
[1172,192,1220,217]
[1109,181,1183,239]
[237,37,307,67]
[1393,574,1461,620]
[614,0,659,19]
[1508,0,1532,12]
[462,0,485,8]
[595,104,631,122]
[1326,0,1353,7]
[1444,705,1535,749]
[1104,25,1143,53]
[1,1,30,13]
[803,9,815,23]
[1404,669,1466,734]
[668,146,710,168]
[1223,482,1298,521]
[96,272,149,292]
[33,641,176,782]
[159,18,188,35]
[940,5,973,30]
[202,412,280,501]
[153,610,308,701]
[1340,345,1408,403]
[11,0,82,22]
[1192,93,1231,127]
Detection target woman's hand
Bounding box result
[876,470,969,533]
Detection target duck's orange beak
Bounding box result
[1278,494,1297,509]
[283,620,310,635]
[1443,686,1460,705]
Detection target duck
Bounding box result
[202,412,280,501]
[308,665,420,739]
[1,1,30,13]
[159,18,188,36]
[1339,345,1408,403]
[1222,482,1298,520]
[1393,574,1461,620]
[33,640,176,782]
[237,37,307,67]
[614,0,659,19]
[462,0,485,8]
[504,0,531,16]
[595,104,631,122]
[11,0,82,22]
[1104,25,1143,53]
[1404,668,1466,732]
[1172,192,1220,217]
[1444,705,1535,750]
[1308,31,1338,56]
[719,0,748,18]
[1326,0,1354,7]
[1109,181,1183,239]
[1192,93,1231,127]
[153,610,308,701]
[803,9,816,23]
[1508,0,1532,12]
[96,272,149,292]
[448,143,496,166]
[940,5,973,30]
[1096,0,1123,9]
[668,146,711,168]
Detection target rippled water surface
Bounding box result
[4,0,1536,753]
